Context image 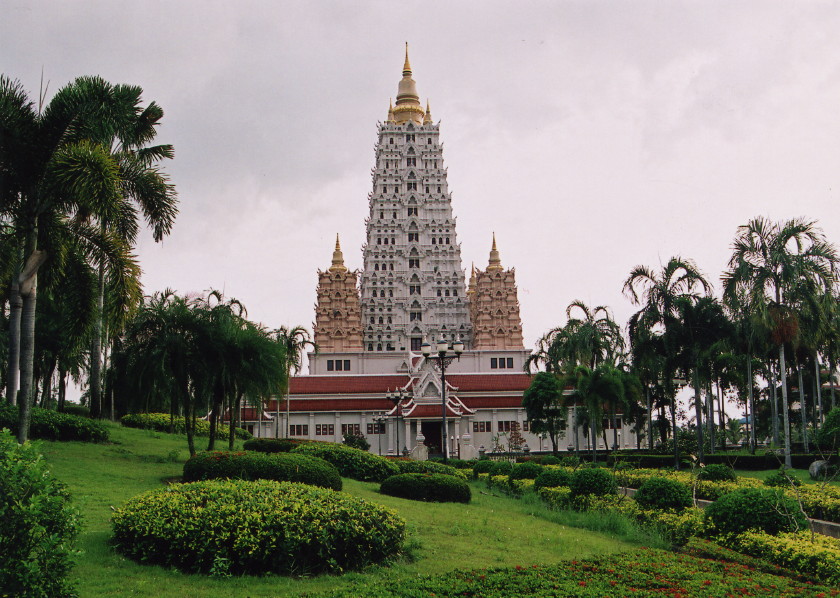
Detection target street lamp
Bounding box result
[422,337,464,464]
[373,413,387,456]
[387,388,407,455]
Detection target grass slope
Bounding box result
[37,423,634,597]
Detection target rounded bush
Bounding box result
[243,437,321,453]
[0,430,80,597]
[634,476,693,512]
[509,462,544,480]
[569,468,617,498]
[533,468,572,491]
[704,488,808,536]
[0,404,108,442]
[430,458,474,469]
[472,460,495,476]
[380,473,471,503]
[538,455,561,466]
[696,464,737,482]
[764,468,802,488]
[488,461,514,477]
[292,443,399,482]
[392,459,461,477]
[182,451,341,490]
[121,413,251,440]
[112,479,405,575]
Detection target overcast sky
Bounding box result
[4,1,840,379]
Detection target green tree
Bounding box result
[522,372,566,454]
[572,363,625,462]
[275,325,316,438]
[723,217,838,468]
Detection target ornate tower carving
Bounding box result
[314,235,363,352]
[469,235,525,350]
[359,45,472,353]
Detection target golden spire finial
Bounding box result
[330,234,347,272]
[423,100,432,124]
[468,262,477,293]
[387,98,395,122]
[488,233,502,271]
[403,42,411,76]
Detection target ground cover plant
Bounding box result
[182,450,342,490]
[112,479,404,576]
[0,403,108,442]
[0,430,80,597]
[380,472,471,503]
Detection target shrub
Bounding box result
[243,437,320,453]
[0,430,80,597]
[343,433,371,451]
[120,413,251,440]
[538,455,561,466]
[569,468,617,499]
[0,404,108,442]
[816,407,840,451]
[488,460,514,477]
[292,442,399,482]
[392,459,462,477]
[435,458,474,469]
[634,476,693,512]
[182,451,341,490]
[764,468,802,488]
[705,488,808,536]
[61,403,90,418]
[111,479,405,575]
[560,455,581,467]
[508,461,543,481]
[728,530,840,586]
[472,459,495,477]
[380,473,471,503]
[533,468,572,491]
[697,464,737,482]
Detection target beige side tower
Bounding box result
[468,235,525,350]
[314,236,363,352]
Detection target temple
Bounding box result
[243,47,638,456]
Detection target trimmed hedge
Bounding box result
[705,488,808,536]
[764,468,802,488]
[569,468,617,498]
[634,476,693,512]
[392,459,463,478]
[182,451,341,490]
[533,468,571,491]
[292,443,399,482]
[488,461,514,477]
[508,462,543,480]
[727,530,840,586]
[111,479,405,575]
[697,464,737,482]
[380,473,471,503]
[121,413,251,440]
[472,460,495,477]
[0,404,108,442]
[243,437,323,453]
[608,451,831,470]
[0,430,80,597]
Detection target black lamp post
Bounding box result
[422,337,464,464]
[373,413,387,456]
[387,388,407,455]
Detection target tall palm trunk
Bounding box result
[779,345,792,468]
[646,387,653,451]
[41,360,56,409]
[797,364,809,452]
[717,379,725,450]
[670,392,679,469]
[814,354,824,426]
[17,276,37,443]
[706,379,715,452]
[693,366,704,464]
[6,281,22,406]
[747,358,756,453]
[89,261,105,419]
[769,361,780,446]
[57,368,67,412]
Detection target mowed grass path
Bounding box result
[38,423,634,597]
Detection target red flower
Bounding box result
[578,581,586,587]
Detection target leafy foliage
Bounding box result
[380,473,471,503]
[342,433,371,451]
[392,459,463,477]
[292,442,399,482]
[816,407,840,451]
[633,476,693,512]
[120,413,251,440]
[243,437,321,452]
[569,467,617,498]
[182,450,342,490]
[533,468,571,491]
[111,479,405,575]
[697,464,737,482]
[704,488,808,536]
[488,460,514,477]
[508,461,544,480]
[472,459,495,477]
[764,468,803,488]
[0,430,80,597]
[0,404,108,442]
[726,530,840,587]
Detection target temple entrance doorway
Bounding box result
[421,420,442,455]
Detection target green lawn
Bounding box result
[37,424,636,597]
[736,468,840,487]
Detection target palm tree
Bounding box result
[624,256,711,468]
[573,363,625,462]
[0,75,148,442]
[275,326,316,438]
[723,217,838,468]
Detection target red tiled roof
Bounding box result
[220,408,273,422]
[402,404,463,418]
[266,398,395,412]
[289,375,411,395]
[446,373,532,392]
[459,396,525,409]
